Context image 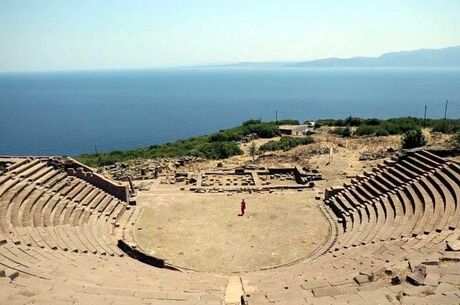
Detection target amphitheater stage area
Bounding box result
[135,189,330,273]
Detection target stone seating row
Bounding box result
[0,235,227,305]
[332,167,458,249]
[325,151,459,251]
[241,229,460,304]
[0,176,125,231]
[0,158,131,257]
[341,150,446,209]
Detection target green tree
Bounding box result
[249,142,258,162]
[402,128,427,149]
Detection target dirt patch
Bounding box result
[135,190,329,273]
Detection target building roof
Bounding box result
[278,124,310,131]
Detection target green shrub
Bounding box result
[375,128,390,137]
[198,141,243,159]
[332,127,352,137]
[249,142,258,162]
[259,136,314,152]
[209,130,244,142]
[242,119,262,126]
[432,120,460,134]
[245,123,281,138]
[402,129,427,149]
[363,118,381,126]
[315,119,345,127]
[355,125,376,136]
[344,116,362,127]
[277,119,299,125]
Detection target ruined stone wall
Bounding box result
[64,158,130,202]
[117,240,170,269]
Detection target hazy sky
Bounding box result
[1,0,459,72]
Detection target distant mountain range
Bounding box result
[206,46,460,68]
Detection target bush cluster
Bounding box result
[276,119,300,125]
[209,120,281,142]
[77,116,460,167]
[259,136,314,152]
[332,127,352,137]
[316,117,460,136]
[198,142,243,159]
[431,120,460,134]
[319,116,460,137]
[402,129,427,149]
[78,119,283,167]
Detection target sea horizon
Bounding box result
[1,67,459,156]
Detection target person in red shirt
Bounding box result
[240,199,246,216]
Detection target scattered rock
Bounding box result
[391,276,401,285]
[446,240,460,251]
[406,265,427,286]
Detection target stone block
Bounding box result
[442,251,460,261]
[444,263,460,275]
[440,273,460,285]
[446,240,460,251]
[435,282,456,294]
[301,279,329,290]
[406,264,427,286]
[311,286,340,297]
[5,269,19,281]
[406,272,425,286]
[391,276,401,285]
[424,272,439,286]
[353,274,371,285]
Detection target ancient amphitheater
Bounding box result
[0,149,459,305]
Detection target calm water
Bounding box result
[1,68,459,156]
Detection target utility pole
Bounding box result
[94,145,98,154]
[444,99,448,119]
[275,110,278,124]
[423,104,427,127]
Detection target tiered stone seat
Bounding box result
[0,158,130,257]
[242,229,460,305]
[326,150,457,251]
[0,238,228,305]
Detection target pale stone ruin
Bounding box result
[102,156,203,181]
[0,149,459,304]
[182,165,322,193]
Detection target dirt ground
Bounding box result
[135,188,329,273]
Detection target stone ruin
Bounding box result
[101,156,203,181]
[161,165,324,194]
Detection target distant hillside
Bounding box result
[213,46,460,68]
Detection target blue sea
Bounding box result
[1,68,460,156]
